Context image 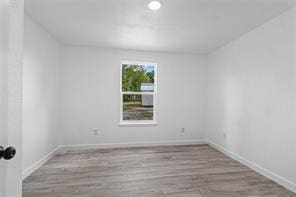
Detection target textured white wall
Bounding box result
[60,46,207,146]
[206,8,296,188]
[23,15,60,172]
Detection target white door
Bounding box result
[0,0,23,196]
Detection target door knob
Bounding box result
[0,146,16,160]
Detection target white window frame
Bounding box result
[120,61,157,125]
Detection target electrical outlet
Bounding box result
[181,128,185,133]
[93,129,99,135]
[223,132,227,139]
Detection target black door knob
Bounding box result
[0,146,16,160]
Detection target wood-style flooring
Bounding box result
[23,145,296,197]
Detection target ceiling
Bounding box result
[25,0,295,53]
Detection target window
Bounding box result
[120,61,157,125]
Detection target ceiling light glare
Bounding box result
[148,0,162,10]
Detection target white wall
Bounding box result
[0,1,9,196]
[60,46,207,146]
[206,7,296,190]
[23,15,60,174]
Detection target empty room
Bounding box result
[0,0,296,196]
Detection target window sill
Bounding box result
[119,121,157,127]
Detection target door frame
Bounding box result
[6,0,23,196]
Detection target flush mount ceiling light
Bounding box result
[148,0,163,10]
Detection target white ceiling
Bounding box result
[25,0,295,53]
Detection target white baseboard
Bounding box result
[59,139,207,151]
[207,140,296,193]
[22,146,60,180]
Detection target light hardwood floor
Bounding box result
[23,145,296,197]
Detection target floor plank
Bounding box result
[23,145,296,197]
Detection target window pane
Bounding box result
[122,64,155,92]
[122,94,154,121]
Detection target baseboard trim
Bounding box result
[207,140,296,193]
[22,146,60,180]
[59,139,207,151]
